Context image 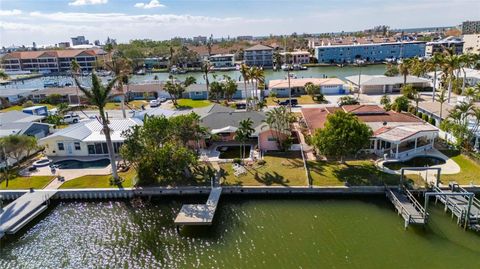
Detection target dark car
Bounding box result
[278,99,298,106]
[235,103,247,109]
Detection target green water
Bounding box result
[1,197,479,268]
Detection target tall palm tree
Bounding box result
[436,88,447,123]
[73,74,121,183]
[441,47,461,103]
[240,63,251,109]
[265,106,291,151]
[425,53,444,101]
[249,66,265,110]
[202,61,212,99]
[398,58,413,87]
[459,53,476,95]
[70,60,82,105]
[104,57,132,118]
[235,118,254,159]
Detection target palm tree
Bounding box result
[436,88,447,123]
[70,60,82,105]
[235,118,254,159]
[240,64,251,109]
[265,106,291,151]
[250,66,265,110]
[398,58,413,87]
[0,70,9,80]
[441,47,461,103]
[202,61,212,99]
[73,74,121,183]
[425,53,444,101]
[104,57,132,118]
[459,53,476,95]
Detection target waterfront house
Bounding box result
[0,111,52,139]
[268,77,345,96]
[301,105,438,160]
[279,51,311,65]
[209,54,235,69]
[0,89,34,105]
[244,44,274,68]
[182,82,254,100]
[39,118,142,157]
[344,75,431,94]
[314,40,426,64]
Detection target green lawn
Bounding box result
[440,150,480,185]
[0,176,55,190]
[1,104,55,112]
[308,160,423,186]
[177,99,212,109]
[59,169,136,189]
[220,151,308,186]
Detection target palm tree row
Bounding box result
[239,64,265,111]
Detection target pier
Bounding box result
[174,187,222,228]
[386,188,428,228]
[0,190,57,239]
[429,183,480,231]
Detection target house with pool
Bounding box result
[39,118,142,157]
[267,77,346,97]
[301,105,439,160]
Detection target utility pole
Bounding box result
[357,59,362,99]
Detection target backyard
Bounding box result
[177,99,212,108]
[0,176,55,190]
[308,160,423,186]
[439,150,480,185]
[59,169,137,189]
[220,151,308,186]
[265,95,318,106]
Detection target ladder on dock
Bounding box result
[0,190,57,239]
[431,183,480,231]
[174,187,222,227]
[386,188,428,228]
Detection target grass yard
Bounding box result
[265,95,318,106]
[176,99,212,109]
[308,160,423,186]
[1,104,55,112]
[220,151,308,186]
[59,169,136,189]
[440,150,480,185]
[0,176,55,190]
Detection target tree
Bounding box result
[265,106,293,151]
[425,53,444,101]
[202,61,212,98]
[240,64,251,109]
[104,56,133,118]
[0,135,37,187]
[70,60,82,105]
[337,96,359,106]
[235,118,254,160]
[391,96,410,112]
[384,63,399,77]
[249,66,265,110]
[436,88,448,123]
[223,75,238,102]
[164,76,196,106]
[398,58,414,86]
[441,47,461,103]
[0,70,9,80]
[402,85,421,113]
[209,81,224,103]
[305,82,321,101]
[380,94,391,110]
[312,111,372,162]
[74,73,121,183]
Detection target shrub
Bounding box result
[407,105,416,114]
[422,114,429,121]
[22,100,34,108]
[429,118,436,126]
[257,159,266,165]
[417,112,423,118]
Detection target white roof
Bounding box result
[41,118,142,143]
[427,68,480,80]
[211,126,238,134]
[374,124,438,143]
[133,108,178,120]
[345,75,430,86]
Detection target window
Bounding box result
[58,143,64,151]
[74,142,81,150]
[267,137,277,142]
[88,145,95,154]
[95,143,103,154]
[102,143,109,154]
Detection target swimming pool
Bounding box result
[54,159,110,169]
[383,156,446,170]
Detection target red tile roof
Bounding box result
[341,104,385,114]
[4,49,99,60]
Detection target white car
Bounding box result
[62,113,80,124]
[149,99,160,107]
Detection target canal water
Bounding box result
[1,65,386,91]
[1,196,479,268]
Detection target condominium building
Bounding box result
[244,44,273,68]
[280,51,310,64]
[193,36,208,44]
[463,34,480,54]
[462,20,480,35]
[314,41,426,64]
[1,49,103,73]
[209,54,235,68]
[71,36,89,46]
[425,36,464,57]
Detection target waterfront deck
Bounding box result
[175,187,222,226]
[386,188,427,227]
[0,190,57,239]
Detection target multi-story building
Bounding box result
[1,49,103,73]
[280,51,310,64]
[58,42,70,48]
[314,41,426,64]
[71,36,89,46]
[193,36,208,44]
[209,54,235,68]
[425,36,464,57]
[244,44,273,68]
[463,34,480,54]
[237,36,253,41]
[462,20,480,35]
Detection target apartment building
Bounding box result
[280,51,310,64]
[1,49,103,73]
[462,20,480,35]
[425,36,464,57]
[244,44,273,68]
[209,54,235,68]
[463,34,480,54]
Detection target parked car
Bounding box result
[235,103,247,110]
[278,99,298,106]
[62,113,80,124]
[149,99,161,107]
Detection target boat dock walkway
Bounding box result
[174,187,222,226]
[0,190,57,239]
[386,188,428,228]
[432,184,480,231]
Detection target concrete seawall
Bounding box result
[2,185,480,201]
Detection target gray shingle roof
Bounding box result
[244,44,274,51]
[200,111,266,130]
[0,111,44,124]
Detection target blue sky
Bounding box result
[0,0,479,47]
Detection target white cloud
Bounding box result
[68,0,108,6]
[134,0,164,9]
[0,9,22,16]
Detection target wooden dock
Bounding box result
[0,190,57,239]
[433,185,480,231]
[386,188,428,228]
[174,187,222,226]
